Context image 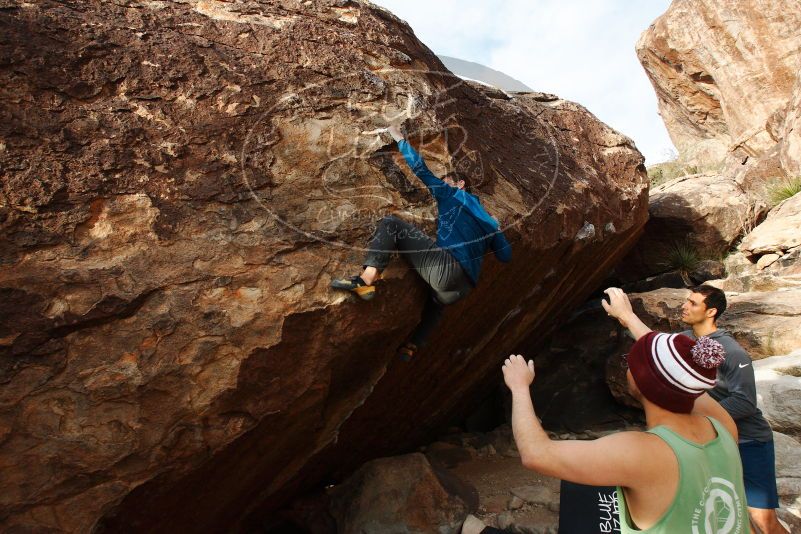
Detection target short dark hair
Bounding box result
[690,285,727,321]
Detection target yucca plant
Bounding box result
[767,176,801,206]
[661,240,701,273]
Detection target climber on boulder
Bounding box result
[331,123,511,360]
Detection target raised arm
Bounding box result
[388,125,452,200]
[503,355,661,488]
[602,287,652,340]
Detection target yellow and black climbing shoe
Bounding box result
[330,275,376,301]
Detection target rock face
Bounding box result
[739,194,801,262]
[649,174,760,253]
[637,0,801,167]
[755,351,801,440]
[628,0,801,285]
[328,453,471,534]
[780,78,801,176]
[773,431,801,531]
[626,173,764,274]
[0,1,648,532]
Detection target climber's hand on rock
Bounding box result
[387,124,404,142]
[502,354,535,392]
[602,287,634,326]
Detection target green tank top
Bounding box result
[616,417,749,534]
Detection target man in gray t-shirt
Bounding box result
[680,285,788,534]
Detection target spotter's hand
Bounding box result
[502,354,535,392]
[602,287,633,324]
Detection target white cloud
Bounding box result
[373,0,675,164]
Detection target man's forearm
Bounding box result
[510,387,552,470]
[621,311,652,341]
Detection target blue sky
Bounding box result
[373,0,675,164]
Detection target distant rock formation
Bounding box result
[637,0,801,171]
[0,1,646,531]
[621,0,801,284]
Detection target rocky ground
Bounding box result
[285,423,634,534]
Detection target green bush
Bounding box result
[661,240,701,273]
[767,176,801,206]
[646,161,692,188]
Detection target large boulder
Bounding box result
[627,0,801,288]
[621,287,801,358]
[721,289,801,358]
[739,193,801,263]
[636,0,801,167]
[617,174,767,281]
[755,351,801,439]
[651,174,759,252]
[328,453,471,534]
[774,431,801,530]
[0,1,648,532]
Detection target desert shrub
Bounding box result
[767,176,801,206]
[660,240,701,273]
[646,150,715,188]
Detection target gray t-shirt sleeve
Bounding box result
[710,342,760,420]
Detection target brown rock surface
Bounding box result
[620,174,767,275]
[620,287,801,358]
[637,0,801,166]
[0,1,647,532]
[328,453,471,534]
[755,351,801,440]
[739,194,801,260]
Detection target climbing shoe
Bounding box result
[330,275,376,301]
[397,341,418,362]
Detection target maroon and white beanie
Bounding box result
[627,332,726,413]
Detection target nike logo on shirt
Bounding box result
[739,363,750,368]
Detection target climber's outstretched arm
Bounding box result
[388,124,452,200]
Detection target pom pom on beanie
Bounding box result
[691,336,726,369]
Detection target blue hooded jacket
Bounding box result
[398,140,511,285]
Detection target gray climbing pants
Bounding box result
[363,215,472,346]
